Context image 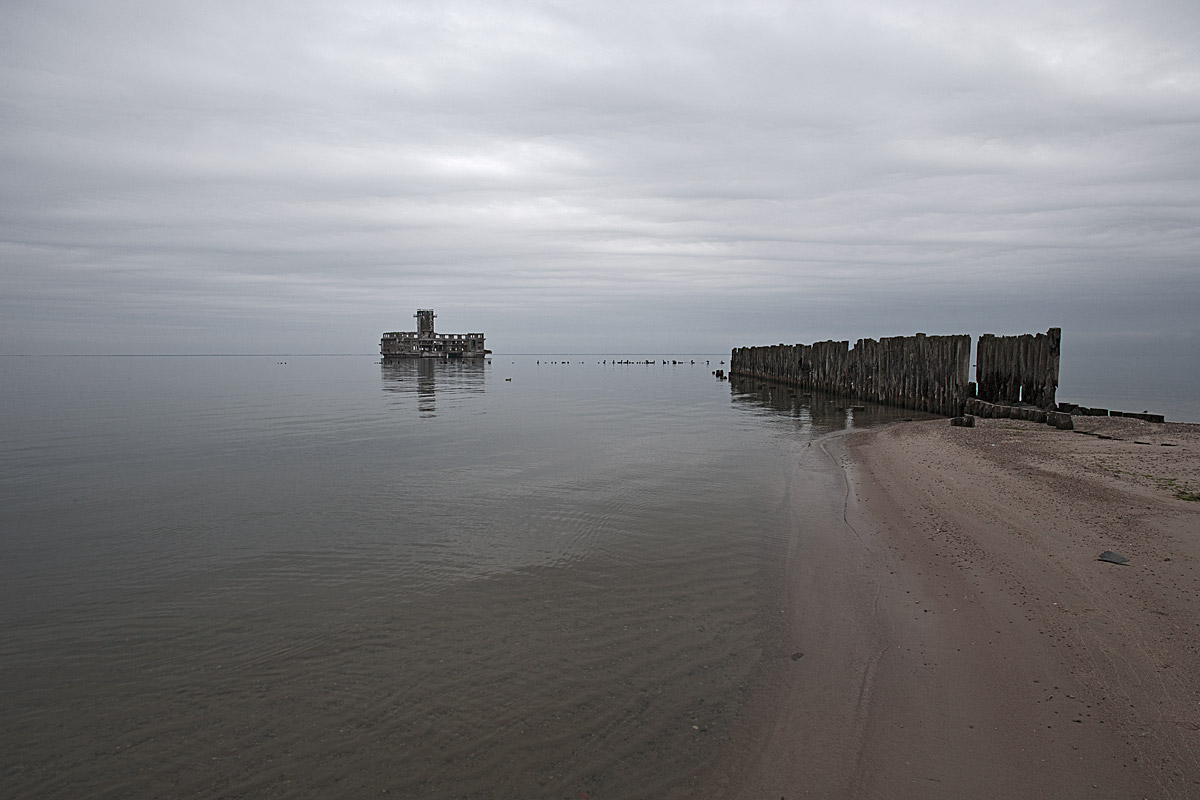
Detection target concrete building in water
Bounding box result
[380,309,490,360]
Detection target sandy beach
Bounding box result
[727,415,1200,799]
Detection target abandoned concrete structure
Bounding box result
[380,309,490,360]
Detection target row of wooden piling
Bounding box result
[730,327,1063,418]
[975,328,1061,408]
[729,333,972,417]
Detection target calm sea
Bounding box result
[1,354,928,798]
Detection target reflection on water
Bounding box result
[729,374,941,432]
[380,358,487,417]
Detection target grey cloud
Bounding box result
[1,0,1197,393]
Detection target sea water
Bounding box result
[0,354,928,798]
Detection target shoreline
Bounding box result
[725,415,1200,798]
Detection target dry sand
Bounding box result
[728,415,1200,799]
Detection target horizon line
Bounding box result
[0,351,734,358]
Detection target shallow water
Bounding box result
[0,355,929,798]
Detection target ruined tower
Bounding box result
[415,309,436,337]
[380,309,489,360]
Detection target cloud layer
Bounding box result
[2,0,1198,361]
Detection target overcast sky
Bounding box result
[2,1,1198,372]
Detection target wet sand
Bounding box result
[728,415,1200,799]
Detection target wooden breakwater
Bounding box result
[729,333,972,417]
[730,327,1176,424]
[975,328,1060,408]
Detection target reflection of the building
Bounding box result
[381,359,487,417]
[729,375,936,433]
